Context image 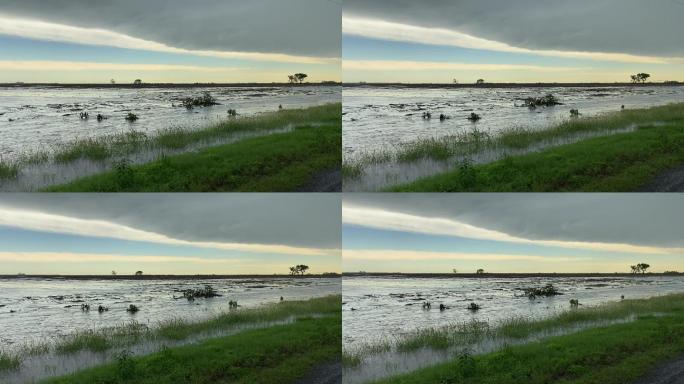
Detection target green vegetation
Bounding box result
[373,308,684,384]
[345,294,684,370]
[390,119,684,191]
[390,121,684,191]
[44,314,340,384]
[45,122,340,192]
[2,296,339,375]
[0,351,21,372]
[0,161,19,180]
[0,104,340,182]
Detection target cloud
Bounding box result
[343,249,584,262]
[0,251,242,264]
[0,0,341,58]
[342,203,684,255]
[343,194,684,249]
[0,15,337,64]
[0,207,336,257]
[343,0,684,58]
[343,16,684,64]
[0,60,240,72]
[343,60,586,72]
[0,194,341,251]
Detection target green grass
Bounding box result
[1,295,340,375]
[345,294,684,369]
[343,103,684,185]
[44,314,341,384]
[45,122,341,192]
[0,161,19,180]
[373,311,684,384]
[0,103,340,182]
[389,122,684,191]
[0,351,21,372]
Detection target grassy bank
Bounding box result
[345,294,684,369]
[390,120,684,191]
[45,122,341,191]
[373,298,684,383]
[1,296,340,374]
[1,103,341,184]
[45,314,341,384]
[342,103,684,189]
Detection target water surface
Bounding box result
[0,85,340,161]
[343,86,684,160]
[0,277,340,350]
[343,275,684,350]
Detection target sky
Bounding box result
[343,194,684,273]
[0,0,341,83]
[343,0,684,83]
[0,194,341,275]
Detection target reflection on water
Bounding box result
[342,85,684,159]
[0,277,340,349]
[0,85,340,161]
[342,276,684,350]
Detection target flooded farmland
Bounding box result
[343,85,684,160]
[0,277,340,350]
[342,275,684,350]
[0,85,340,162]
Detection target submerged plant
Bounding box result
[125,113,139,122]
[181,92,220,109]
[126,304,140,313]
[181,285,221,300]
[522,284,561,299]
[521,94,563,108]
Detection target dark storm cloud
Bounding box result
[344,0,684,57]
[0,194,340,249]
[344,194,684,248]
[0,0,341,57]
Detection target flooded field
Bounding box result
[0,277,340,351]
[342,85,684,160]
[0,85,340,162]
[342,275,684,350]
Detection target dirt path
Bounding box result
[296,361,342,384]
[637,164,684,192]
[297,168,342,192]
[633,355,684,384]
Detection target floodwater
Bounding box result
[342,85,684,160]
[342,275,684,350]
[0,85,340,161]
[0,277,340,350]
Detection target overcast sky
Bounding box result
[0,194,341,275]
[343,194,684,273]
[343,0,684,83]
[0,0,341,83]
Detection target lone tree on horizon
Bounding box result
[631,73,651,84]
[134,270,143,276]
[476,79,485,85]
[476,268,485,275]
[133,79,143,86]
[294,73,308,84]
[289,265,310,276]
[630,263,651,274]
